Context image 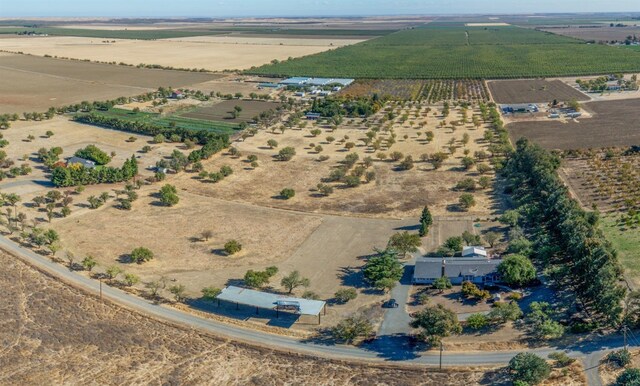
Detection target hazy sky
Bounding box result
[1,0,639,18]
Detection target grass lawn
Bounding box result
[602,215,640,285]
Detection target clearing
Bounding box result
[507,99,640,150]
[488,79,589,104]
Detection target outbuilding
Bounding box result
[67,156,96,169]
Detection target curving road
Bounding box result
[0,234,630,383]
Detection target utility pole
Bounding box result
[624,324,628,351]
[439,341,443,369]
[99,278,103,300]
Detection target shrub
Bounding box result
[508,353,551,385]
[615,368,640,386]
[334,288,358,304]
[455,178,477,191]
[466,313,489,330]
[159,184,179,206]
[277,147,296,161]
[607,349,632,368]
[130,247,154,264]
[280,188,295,199]
[220,165,233,176]
[224,240,242,255]
[548,352,575,367]
[458,193,476,210]
[331,314,374,344]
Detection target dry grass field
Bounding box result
[0,35,366,72]
[177,103,501,219]
[0,249,515,386]
[0,117,182,196]
[488,79,589,104]
[507,99,640,150]
[0,53,220,114]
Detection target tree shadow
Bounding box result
[360,334,423,361]
[212,248,228,257]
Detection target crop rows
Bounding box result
[248,26,640,79]
[418,80,488,102]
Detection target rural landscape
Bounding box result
[1,2,640,386]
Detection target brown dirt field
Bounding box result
[488,79,589,104]
[181,100,282,123]
[541,26,640,42]
[178,104,501,219]
[0,35,361,72]
[0,53,220,114]
[0,249,513,385]
[507,98,640,150]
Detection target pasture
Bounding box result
[507,99,640,150]
[248,25,640,79]
[488,79,589,104]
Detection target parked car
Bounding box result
[382,299,399,308]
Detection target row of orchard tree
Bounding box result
[503,138,625,326]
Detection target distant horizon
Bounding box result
[3,12,640,20]
[1,0,639,18]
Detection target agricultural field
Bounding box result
[248,25,640,79]
[0,34,367,72]
[559,147,640,286]
[0,249,513,385]
[540,26,640,43]
[507,99,640,150]
[180,100,283,125]
[342,79,488,102]
[488,79,589,104]
[0,53,220,114]
[81,107,241,135]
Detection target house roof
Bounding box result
[67,156,96,168]
[414,257,501,279]
[414,257,445,279]
[444,258,501,278]
[216,286,326,316]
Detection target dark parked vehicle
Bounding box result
[383,299,399,308]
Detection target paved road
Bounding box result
[0,234,635,380]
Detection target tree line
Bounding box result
[502,138,625,325]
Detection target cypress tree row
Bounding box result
[502,138,625,326]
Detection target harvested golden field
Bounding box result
[0,53,220,114]
[0,249,510,385]
[0,35,365,72]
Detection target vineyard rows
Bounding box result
[249,25,640,79]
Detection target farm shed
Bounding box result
[67,156,96,169]
[216,286,326,324]
[462,246,487,258]
[413,257,502,285]
[501,104,538,114]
